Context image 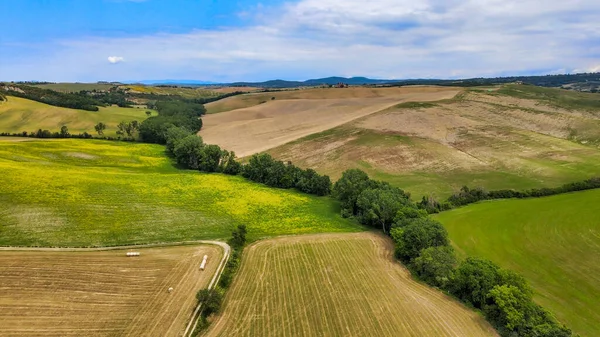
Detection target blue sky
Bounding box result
[1,0,599,82]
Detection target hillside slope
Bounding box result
[0,96,151,136]
[200,86,460,157]
[0,139,360,246]
[267,85,600,197]
[434,189,600,337]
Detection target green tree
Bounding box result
[451,257,502,308]
[165,126,191,153]
[116,121,126,137]
[332,169,372,216]
[394,218,449,261]
[59,125,70,138]
[145,110,152,116]
[173,135,203,169]
[485,285,530,330]
[221,151,242,175]
[94,122,106,136]
[196,288,223,317]
[198,144,223,172]
[412,245,457,288]
[228,224,247,249]
[356,187,410,233]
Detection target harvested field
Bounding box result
[0,245,223,337]
[204,233,496,337]
[201,86,460,157]
[207,86,262,94]
[268,85,600,197]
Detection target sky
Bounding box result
[1,0,599,82]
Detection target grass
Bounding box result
[124,85,222,99]
[497,84,600,112]
[204,233,496,337]
[0,245,221,336]
[32,83,115,92]
[0,138,361,247]
[268,123,600,199]
[0,96,152,137]
[434,189,600,337]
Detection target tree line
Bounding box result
[420,178,600,213]
[0,126,93,139]
[2,84,100,111]
[193,224,247,334]
[332,169,574,337]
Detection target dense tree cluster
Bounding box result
[333,168,574,337]
[242,154,331,195]
[139,101,205,144]
[2,84,100,111]
[164,126,331,196]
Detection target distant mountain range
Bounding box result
[229,77,399,87]
[125,79,219,85]
[126,73,600,89]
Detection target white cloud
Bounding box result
[107,56,124,64]
[3,0,600,81]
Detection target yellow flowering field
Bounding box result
[0,138,360,247]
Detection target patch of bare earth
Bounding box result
[200,86,460,157]
[267,89,600,181]
[63,152,99,160]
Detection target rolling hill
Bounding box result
[0,138,360,247]
[434,189,600,336]
[263,85,600,198]
[0,96,152,137]
[200,86,460,156]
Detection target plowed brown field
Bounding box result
[0,245,222,337]
[200,86,460,157]
[204,233,496,337]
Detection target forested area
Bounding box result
[2,84,101,111]
[332,169,574,337]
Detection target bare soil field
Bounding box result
[204,232,496,337]
[207,86,262,94]
[0,245,222,337]
[268,86,600,197]
[200,86,460,157]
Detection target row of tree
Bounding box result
[163,125,332,196]
[0,126,93,139]
[194,224,247,334]
[1,84,101,111]
[420,178,600,213]
[332,169,573,337]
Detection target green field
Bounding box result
[434,190,600,336]
[0,139,360,247]
[0,96,152,137]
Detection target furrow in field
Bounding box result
[203,233,496,337]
